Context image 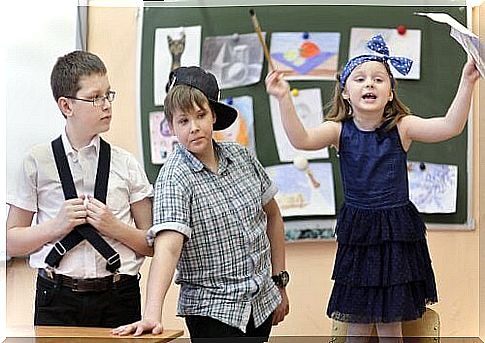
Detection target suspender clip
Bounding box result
[45,266,55,280]
[113,271,121,283]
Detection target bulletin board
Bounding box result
[139,4,470,228]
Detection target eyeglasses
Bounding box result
[66,90,116,107]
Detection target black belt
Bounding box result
[38,269,138,292]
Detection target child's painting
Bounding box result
[265,162,336,217]
[269,32,340,80]
[149,111,178,165]
[270,88,328,162]
[153,26,201,106]
[408,161,458,213]
[349,27,421,80]
[213,96,256,153]
[201,33,265,89]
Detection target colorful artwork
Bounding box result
[149,111,178,165]
[213,96,256,153]
[269,88,328,162]
[269,32,340,80]
[153,26,201,106]
[265,162,335,217]
[408,161,458,213]
[349,27,421,80]
[201,33,265,89]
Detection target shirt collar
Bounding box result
[177,140,233,173]
[61,129,100,157]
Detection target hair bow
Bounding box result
[339,34,413,89]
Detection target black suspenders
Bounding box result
[44,136,121,273]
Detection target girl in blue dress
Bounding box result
[265,34,480,341]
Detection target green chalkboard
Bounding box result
[140,5,469,225]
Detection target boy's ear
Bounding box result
[58,97,73,117]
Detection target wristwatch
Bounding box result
[272,270,290,288]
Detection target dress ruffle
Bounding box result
[327,202,438,323]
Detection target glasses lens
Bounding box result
[93,91,115,107]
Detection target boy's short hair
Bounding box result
[164,85,211,125]
[50,50,107,102]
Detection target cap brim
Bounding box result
[210,100,238,131]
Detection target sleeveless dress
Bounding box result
[326,119,438,323]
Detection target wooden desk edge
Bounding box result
[6,326,183,340]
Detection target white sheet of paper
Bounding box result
[415,12,484,78]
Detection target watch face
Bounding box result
[280,271,289,286]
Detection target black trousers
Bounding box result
[34,273,141,328]
[185,312,273,343]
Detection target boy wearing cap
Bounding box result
[6,51,153,327]
[113,66,289,342]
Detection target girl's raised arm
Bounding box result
[400,60,480,145]
[265,70,340,150]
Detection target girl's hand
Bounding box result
[462,59,480,84]
[265,70,290,100]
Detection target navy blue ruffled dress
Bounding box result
[326,119,438,323]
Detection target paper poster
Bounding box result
[149,111,178,164]
[201,33,265,89]
[408,161,458,213]
[270,32,340,80]
[266,162,335,217]
[415,12,484,78]
[269,88,328,162]
[349,27,421,80]
[153,26,202,106]
[213,96,256,152]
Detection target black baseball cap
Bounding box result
[166,66,238,131]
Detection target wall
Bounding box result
[85,1,481,338]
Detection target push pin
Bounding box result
[419,162,426,171]
[291,88,299,97]
[232,33,240,42]
[302,31,310,40]
[225,96,234,105]
[397,25,407,35]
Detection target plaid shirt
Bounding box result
[148,141,281,332]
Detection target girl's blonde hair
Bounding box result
[325,62,412,130]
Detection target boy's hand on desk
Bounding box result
[112,319,163,336]
[53,197,87,238]
[85,195,118,236]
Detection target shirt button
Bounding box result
[72,157,78,163]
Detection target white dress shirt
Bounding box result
[7,132,153,278]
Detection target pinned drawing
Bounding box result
[201,33,265,89]
[269,32,340,80]
[153,26,201,106]
[149,111,178,165]
[408,161,458,213]
[269,88,328,162]
[213,96,256,152]
[265,162,335,217]
[349,27,421,80]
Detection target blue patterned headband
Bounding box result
[339,34,413,89]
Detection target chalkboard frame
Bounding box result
[139,4,472,229]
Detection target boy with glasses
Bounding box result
[6,50,153,327]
